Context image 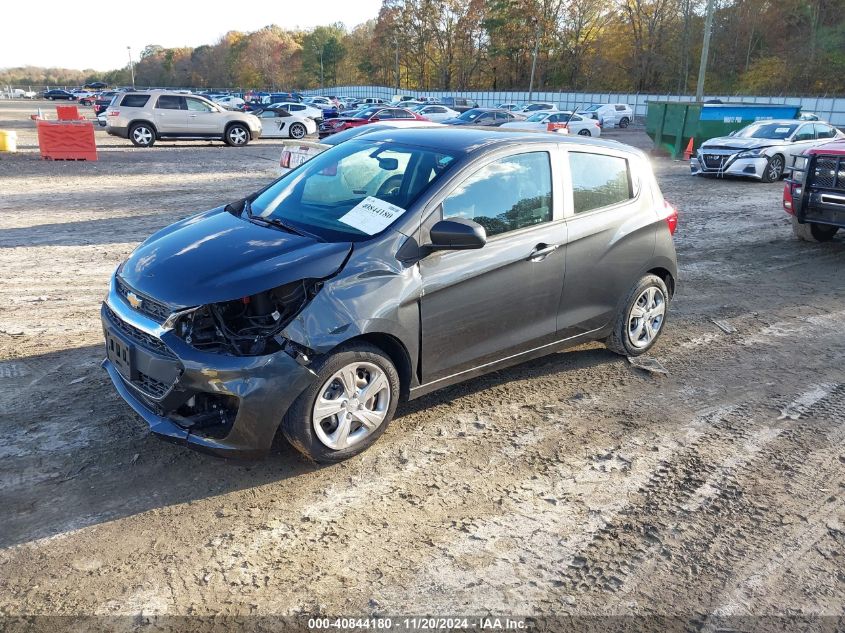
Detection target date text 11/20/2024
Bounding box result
[308,617,528,630]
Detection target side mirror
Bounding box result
[429,218,487,251]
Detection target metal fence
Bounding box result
[302,86,845,127]
[4,84,845,126]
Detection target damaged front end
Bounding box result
[101,273,330,459]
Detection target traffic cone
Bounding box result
[683,137,694,160]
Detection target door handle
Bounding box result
[528,243,559,261]
[189,114,197,118]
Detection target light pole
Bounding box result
[127,46,135,89]
[527,17,542,102]
[695,0,715,101]
[313,42,324,90]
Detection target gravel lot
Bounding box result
[1,100,843,626]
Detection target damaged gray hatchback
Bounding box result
[102,128,678,461]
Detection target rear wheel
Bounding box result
[761,154,784,183]
[619,116,630,128]
[129,123,155,147]
[282,343,400,463]
[289,122,306,139]
[606,274,669,356]
[224,123,250,147]
[578,129,591,136]
[791,216,839,242]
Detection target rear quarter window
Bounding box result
[568,152,633,214]
[121,94,150,108]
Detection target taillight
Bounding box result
[664,200,678,235]
[280,150,291,169]
[108,110,119,117]
[783,183,801,215]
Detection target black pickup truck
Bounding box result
[784,140,845,242]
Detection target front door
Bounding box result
[420,149,566,384]
[185,97,220,135]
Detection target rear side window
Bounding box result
[121,94,150,108]
[443,152,552,237]
[569,152,632,214]
[815,124,836,139]
[156,95,184,110]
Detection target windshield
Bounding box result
[582,105,601,112]
[250,140,457,242]
[734,122,799,140]
[458,109,484,121]
[526,112,549,122]
[355,107,380,118]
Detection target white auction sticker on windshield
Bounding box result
[775,127,790,134]
[339,196,406,235]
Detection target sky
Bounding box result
[0,0,384,72]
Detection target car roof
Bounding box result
[356,127,640,156]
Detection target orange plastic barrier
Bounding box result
[36,120,98,161]
[56,105,82,121]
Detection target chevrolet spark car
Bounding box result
[101,128,678,462]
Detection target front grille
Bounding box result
[104,304,177,359]
[702,154,726,169]
[809,156,845,191]
[134,371,170,399]
[116,277,171,323]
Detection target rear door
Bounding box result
[419,146,567,383]
[557,147,656,337]
[153,95,187,133]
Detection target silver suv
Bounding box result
[105,90,261,147]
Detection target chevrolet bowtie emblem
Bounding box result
[126,292,143,310]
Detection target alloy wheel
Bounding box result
[312,362,390,451]
[290,123,305,139]
[228,126,248,145]
[132,126,153,146]
[628,286,666,349]
[767,156,784,181]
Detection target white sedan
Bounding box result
[254,109,317,139]
[411,104,461,122]
[500,111,602,136]
[268,102,324,121]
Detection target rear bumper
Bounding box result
[690,154,768,179]
[106,125,129,139]
[100,280,317,459]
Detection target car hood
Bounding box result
[700,136,779,151]
[120,208,352,308]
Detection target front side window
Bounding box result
[569,152,632,214]
[442,152,552,237]
[793,125,815,142]
[156,95,184,110]
[186,98,214,112]
[250,140,456,242]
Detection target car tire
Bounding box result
[605,274,670,357]
[289,122,306,139]
[791,216,839,242]
[619,117,630,128]
[761,154,785,183]
[578,129,591,136]
[224,123,250,147]
[282,343,400,463]
[129,122,156,148]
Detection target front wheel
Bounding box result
[224,123,250,147]
[791,216,839,242]
[605,274,670,356]
[578,128,591,136]
[289,122,306,139]
[761,154,784,183]
[282,343,400,463]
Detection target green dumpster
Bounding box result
[646,102,802,159]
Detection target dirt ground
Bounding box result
[0,100,843,626]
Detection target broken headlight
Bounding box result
[171,279,321,356]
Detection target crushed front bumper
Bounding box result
[690,153,768,179]
[100,278,317,459]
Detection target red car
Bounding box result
[319,106,426,138]
[783,140,845,242]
